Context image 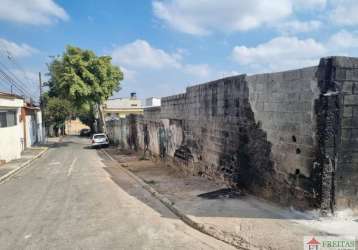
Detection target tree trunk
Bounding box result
[97,103,107,134]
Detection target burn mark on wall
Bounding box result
[143,124,149,152]
[217,77,275,197]
[174,145,194,164]
[158,123,167,159]
[315,57,341,215]
[127,114,139,151]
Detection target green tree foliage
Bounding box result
[43,97,71,136]
[77,105,96,131]
[46,45,123,131]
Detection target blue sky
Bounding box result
[0,0,358,101]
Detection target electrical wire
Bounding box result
[0,48,39,101]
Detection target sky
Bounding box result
[0,0,358,101]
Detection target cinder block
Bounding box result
[346,69,358,81]
[334,68,347,80]
[343,107,353,117]
[342,82,354,94]
[333,57,358,68]
[300,66,318,79]
[354,83,358,94]
[344,95,358,105]
[341,138,358,148]
[342,117,353,128]
[283,69,301,81]
[299,92,314,102]
[341,129,352,139]
[353,117,358,128]
[263,102,277,112]
[353,107,358,117]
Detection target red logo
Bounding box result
[307,237,320,250]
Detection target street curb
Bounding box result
[101,149,253,250]
[0,147,49,184]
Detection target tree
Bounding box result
[47,45,123,132]
[77,105,96,132]
[43,97,71,136]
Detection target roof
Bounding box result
[307,238,320,245]
[0,91,24,100]
[104,98,142,109]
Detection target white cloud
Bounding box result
[0,0,69,25]
[153,0,293,35]
[111,40,181,69]
[111,39,215,79]
[232,36,326,72]
[231,30,358,73]
[330,0,358,26]
[121,67,136,81]
[328,30,358,49]
[277,20,322,34]
[293,0,327,9]
[0,38,37,58]
[183,64,211,79]
[152,0,328,35]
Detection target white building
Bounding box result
[0,92,25,163]
[23,104,43,148]
[145,97,161,107]
[103,92,143,120]
[0,92,44,164]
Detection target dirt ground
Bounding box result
[105,148,358,250]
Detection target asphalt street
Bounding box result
[0,136,234,250]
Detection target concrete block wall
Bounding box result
[106,119,130,149]
[247,67,321,206]
[161,94,186,120]
[331,57,358,213]
[106,56,358,213]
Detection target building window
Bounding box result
[0,110,17,128]
[0,112,6,127]
[131,104,138,107]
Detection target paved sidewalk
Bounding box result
[0,147,48,183]
[104,147,358,250]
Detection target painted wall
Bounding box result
[0,107,24,163]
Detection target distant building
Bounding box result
[22,103,43,148]
[103,92,143,120]
[145,97,161,107]
[65,118,89,135]
[0,92,43,163]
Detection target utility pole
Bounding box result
[39,72,45,142]
[39,72,42,107]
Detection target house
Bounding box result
[0,91,44,164]
[103,92,143,120]
[0,92,25,163]
[145,97,161,107]
[22,103,43,148]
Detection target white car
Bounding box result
[91,133,109,148]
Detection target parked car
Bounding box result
[91,133,109,148]
[80,128,91,137]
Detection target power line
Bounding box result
[0,48,38,101]
[0,61,31,94]
[0,67,32,98]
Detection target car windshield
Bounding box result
[94,135,106,139]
